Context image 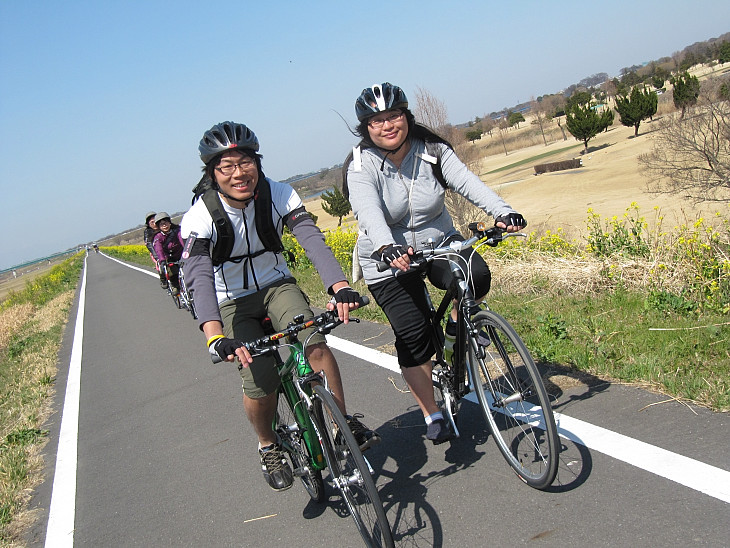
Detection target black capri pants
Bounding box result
[368,240,491,368]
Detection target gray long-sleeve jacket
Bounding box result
[347,138,517,285]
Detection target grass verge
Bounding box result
[0,253,83,545]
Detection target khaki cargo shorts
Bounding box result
[219,278,325,398]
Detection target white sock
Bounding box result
[425,412,443,425]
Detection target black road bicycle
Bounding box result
[212,300,394,547]
[380,223,559,490]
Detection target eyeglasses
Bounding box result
[215,158,256,176]
[368,111,404,129]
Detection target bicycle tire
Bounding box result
[171,292,182,309]
[275,391,325,502]
[312,385,394,548]
[467,310,559,490]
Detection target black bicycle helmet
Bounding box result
[199,121,259,164]
[355,83,409,122]
[145,211,156,223]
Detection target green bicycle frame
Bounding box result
[274,341,326,471]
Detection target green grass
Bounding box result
[0,253,83,543]
[490,288,729,411]
[484,143,583,174]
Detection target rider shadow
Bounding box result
[346,406,492,547]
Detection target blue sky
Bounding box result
[1,1,728,271]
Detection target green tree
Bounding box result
[614,85,658,137]
[565,102,614,153]
[718,41,730,64]
[565,91,592,112]
[465,127,483,142]
[670,71,700,119]
[507,111,525,128]
[320,186,351,226]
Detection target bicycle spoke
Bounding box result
[276,391,325,502]
[468,310,559,490]
[312,386,394,548]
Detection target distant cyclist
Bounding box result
[180,121,379,492]
[152,212,184,295]
[143,211,167,288]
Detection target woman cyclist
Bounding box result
[344,82,527,444]
[152,212,184,295]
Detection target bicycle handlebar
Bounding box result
[210,296,370,364]
[376,223,525,272]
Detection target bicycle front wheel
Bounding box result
[312,385,393,548]
[275,391,325,502]
[468,310,559,490]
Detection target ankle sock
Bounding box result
[425,412,443,425]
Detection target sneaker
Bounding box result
[160,280,168,289]
[426,418,455,445]
[259,444,293,491]
[171,287,180,296]
[346,414,381,451]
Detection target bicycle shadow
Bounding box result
[539,362,602,492]
[340,406,493,547]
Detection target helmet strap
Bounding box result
[378,139,407,172]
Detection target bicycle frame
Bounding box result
[273,339,327,471]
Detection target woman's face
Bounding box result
[214,150,259,203]
[157,219,171,233]
[366,110,408,150]
[148,218,157,229]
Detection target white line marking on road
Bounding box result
[327,335,730,504]
[45,257,87,547]
[103,253,157,276]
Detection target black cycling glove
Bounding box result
[494,213,527,229]
[333,286,360,305]
[208,336,245,361]
[376,244,412,264]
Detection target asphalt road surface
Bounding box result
[25,253,730,547]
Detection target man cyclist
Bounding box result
[180,121,380,491]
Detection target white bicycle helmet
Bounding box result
[355,83,408,122]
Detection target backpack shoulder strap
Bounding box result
[422,141,448,190]
[201,189,234,266]
[254,177,284,253]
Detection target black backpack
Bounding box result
[341,141,448,200]
[191,174,284,266]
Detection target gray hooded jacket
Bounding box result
[347,138,517,285]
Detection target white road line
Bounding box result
[327,335,730,504]
[103,253,157,276]
[45,257,87,547]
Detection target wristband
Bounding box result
[207,334,225,348]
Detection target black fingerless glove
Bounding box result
[494,213,527,229]
[376,244,411,264]
[208,336,245,361]
[333,286,360,305]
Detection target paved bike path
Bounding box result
[27,253,729,546]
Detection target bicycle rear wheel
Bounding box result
[312,385,393,548]
[468,310,559,490]
[275,391,325,502]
